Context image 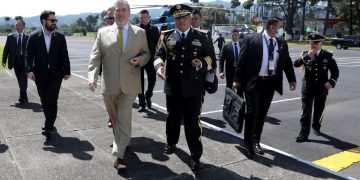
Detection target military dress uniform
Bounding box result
[154,5,214,167]
[294,34,339,142]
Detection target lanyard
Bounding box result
[263,36,277,51]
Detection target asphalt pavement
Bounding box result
[0,36,358,179]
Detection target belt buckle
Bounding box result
[259,76,268,80]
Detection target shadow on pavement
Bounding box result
[308,132,358,151]
[194,164,250,180]
[10,102,43,112]
[42,132,94,160]
[235,146,346,180]
[0,143,9,153]
[265,116,282,125]
[122,137,247,180]
[119,137,178,179]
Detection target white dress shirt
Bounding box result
[42,27,53,54]
[175,27,190,39]
[259,30,279,76]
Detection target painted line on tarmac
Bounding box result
[313,147,360,172]
[200,97,301,115]
[337,57,360,60]
[271,97,301,104]
[69,71,355,180]
[339,65,360,67]
[69,58,90,62]
[337,61,360,65]
[71,70,88,73]
[71,64,89,67]
[200,121,356,180]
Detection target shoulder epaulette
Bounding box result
[161,29,175,34]
[193,28,208,34]
[322,49,333,55]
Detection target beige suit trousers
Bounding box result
[104,92,136,158]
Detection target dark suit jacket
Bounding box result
[219,41,241,73]
[2,33,29,69]
[234,33,296,95]
[26,30,70,81]
[140,23,160,62]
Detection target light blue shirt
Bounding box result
[116,23,129,50]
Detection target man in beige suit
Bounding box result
[88,0,150,170]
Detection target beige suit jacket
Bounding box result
[88,23,150,95]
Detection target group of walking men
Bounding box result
[2,0,339,173]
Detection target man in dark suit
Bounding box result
[294,33,339,142]
[137,9,160,112]
[154,4,214,172]
[214,34,225,55]
[219,29,241,88]
[233,17,297,157]
[2,19,29,104]
[26,10,71,139]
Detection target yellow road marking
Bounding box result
[313,147,360,172]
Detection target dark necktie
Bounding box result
[17,34,22,55]
[234,42,239,66]
[181,33,185,42]
[268,38,274,75]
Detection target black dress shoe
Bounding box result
[253,143,265,155]
[164,144,176,154]
[190,160,204,172]
[41,127,57,139]
[146,98,152,109]
[296,136,308,143]
[313,129,321,136]
[138,107,146,112]
[18,98,28,104]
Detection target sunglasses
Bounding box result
[107,17,114,20]
[47,19,58,23]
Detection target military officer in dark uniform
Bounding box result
[154,4,214,172]
[294,33,339,142]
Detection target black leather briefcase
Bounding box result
[223,87,246,133]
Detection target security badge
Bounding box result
[269,54,275,71]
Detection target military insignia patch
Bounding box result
[167,38,177,48]
[192,39,202,46]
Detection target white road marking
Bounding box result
[71,64,89,67]
[70,59,90,62]
[201,121,355,180]
[71,70,88,73]
[339,64,360,67]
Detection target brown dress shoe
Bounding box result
[113,158,127,170]
[108,119,113,128]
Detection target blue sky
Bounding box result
[0,0,233,17]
